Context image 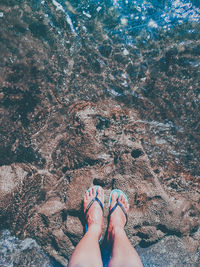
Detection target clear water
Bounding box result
[0,230,53,267]
[24,0,200,176]
[1,0,199,175]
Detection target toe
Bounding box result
[121,194,129,213]
[110,191,118,209]
[97,186,102,198]
[86,191,89,200]
[92,186,96,197]
[117,193,128,212]
[121,195,126,204]
[119,194,123,203]
[89,188,92,197]
[113,191,118,200]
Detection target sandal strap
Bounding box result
[109,201,128,226]
[84,191,104,218]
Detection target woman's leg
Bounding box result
[68,186,103,267]
[108,192,143,267]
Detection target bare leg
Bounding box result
[108,192,143,267]
[68,186,103,267]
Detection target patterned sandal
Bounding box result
[84,185,104,240]
[108,189,128,226]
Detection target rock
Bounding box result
[38,198,66,217]
[0,99,198,265]
[99,45,112,58]
[65,215,84,245]
[136,235,200,267]
[0,98,199,265]
[0,164,27,196]
[0,164,28,227]
[51,229,74,264]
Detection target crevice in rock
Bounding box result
[138,239,159,248]
[61,210,68,222]
[0,144,45,167]
[156,224,182,238]
[93,178,108,187]
[147,195,162,201]
[131,149,144,159]
[67,210,82,218]
[41,214,49,228]
[111,178,116,189]
[114,155,118,164]
[62,166,69,174]
[0,214,9,230]
[137,232,150,239]
[95,115,110,130]
[153,169,160,174]
[66,233,79,246]
[51,236,60,252]
[61,158,101,172]
[189,225,199,236]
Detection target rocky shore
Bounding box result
[0,1,199,266]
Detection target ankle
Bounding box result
[108,225,125,241]
[87,224,102,237]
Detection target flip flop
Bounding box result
[108,189,128,226]
[84,185,104,240]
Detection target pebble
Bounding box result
[0,12,4,18]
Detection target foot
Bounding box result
[84,186,104,239]
[107,192,129,242]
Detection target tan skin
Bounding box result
[68,186,143,267]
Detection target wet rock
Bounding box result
[0,230,53,267]
[0,164,28,228]
[99,45,112,58]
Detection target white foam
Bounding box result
[52,0,65,12]
[20,238,37,250]
[0,12,4,18]
[121,17,128,26]
[52,0,76,35]
[83,11,92,18]
[148,19,158,28]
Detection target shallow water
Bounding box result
[0,230,53,267]
[0,0,200,266]
[0,0,199,176]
